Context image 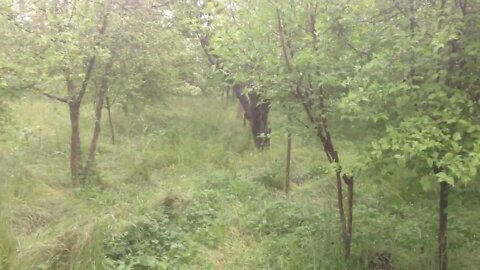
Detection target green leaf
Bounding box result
[452,132,461,141]
[420,176,434,191]
[435,172,455,186]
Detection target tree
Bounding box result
[340,1,480,268]
[273,0,359,259]
[2,0,198,184]
[193,0,359,259]
[177,0,272,150]
[2,0,113,184]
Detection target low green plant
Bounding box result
[104,212,195,270]
[179,198,225,248]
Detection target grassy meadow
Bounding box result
[0,96,478,269]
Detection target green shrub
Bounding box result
[104,212,195,270]
[179,191,226,248]
[243,199,345,269]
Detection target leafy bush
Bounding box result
[251,162,283,190]
[246,200,313,236]
[104,213,195,270]
[179,200,225,248]
[243,199,345,269]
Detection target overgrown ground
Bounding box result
[0,96,479,269]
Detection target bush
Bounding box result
[104,212,195,270]
[179,191,226,248]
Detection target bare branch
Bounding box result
[42,92,69,103]
[152,1,172,8]
[276,8,293,73]
[197,33,218,66]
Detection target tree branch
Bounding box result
[276,8,293,73]
[197,33,218,67]
[42,92,69,103]
[76,56,96,102]
[75,1,110,102]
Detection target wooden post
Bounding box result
[439,181,449,270]
[285,132,292,195]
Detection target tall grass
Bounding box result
[0,194,16,269]
[0,95,478,269]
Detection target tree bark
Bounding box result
[319,129,350,259]
[439,181,449,270]
[233,85,270,150]
[68,102,82,185]
[84,63,112,176]
[84,92,105,176]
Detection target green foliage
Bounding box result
[2,0,480,269]
[337,1,480,189]
[251,160,284,190]
[179,192,226,248]
[235,190,352,270]
[0,96,479,269]
[104,212,195,270]
[246,200,319,237]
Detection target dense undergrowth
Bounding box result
[0,96,478,269]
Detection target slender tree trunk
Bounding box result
[285,132,292,195]
[276,4,353,259]
[84,94,104,175]
[84,92,106,175]
[105,95,115,144]
[85,63,112,176]
[344,175,354,259]
[439,181,449,270]
[334,169,348,254]
[324,133,351,260]
[69,102,82,185]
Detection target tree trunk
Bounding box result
[285,132,292,195]
[105,95,115,144]
[324,132,351,260]
[249,99,270,150]
[233,85,270,150]
[334,169,348,256]
[344,175,354,259]
[84,63,112,176]
[84,91,106,176]
[439,181,449,270]
[197,33,271,149]
[69,102,82,185]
